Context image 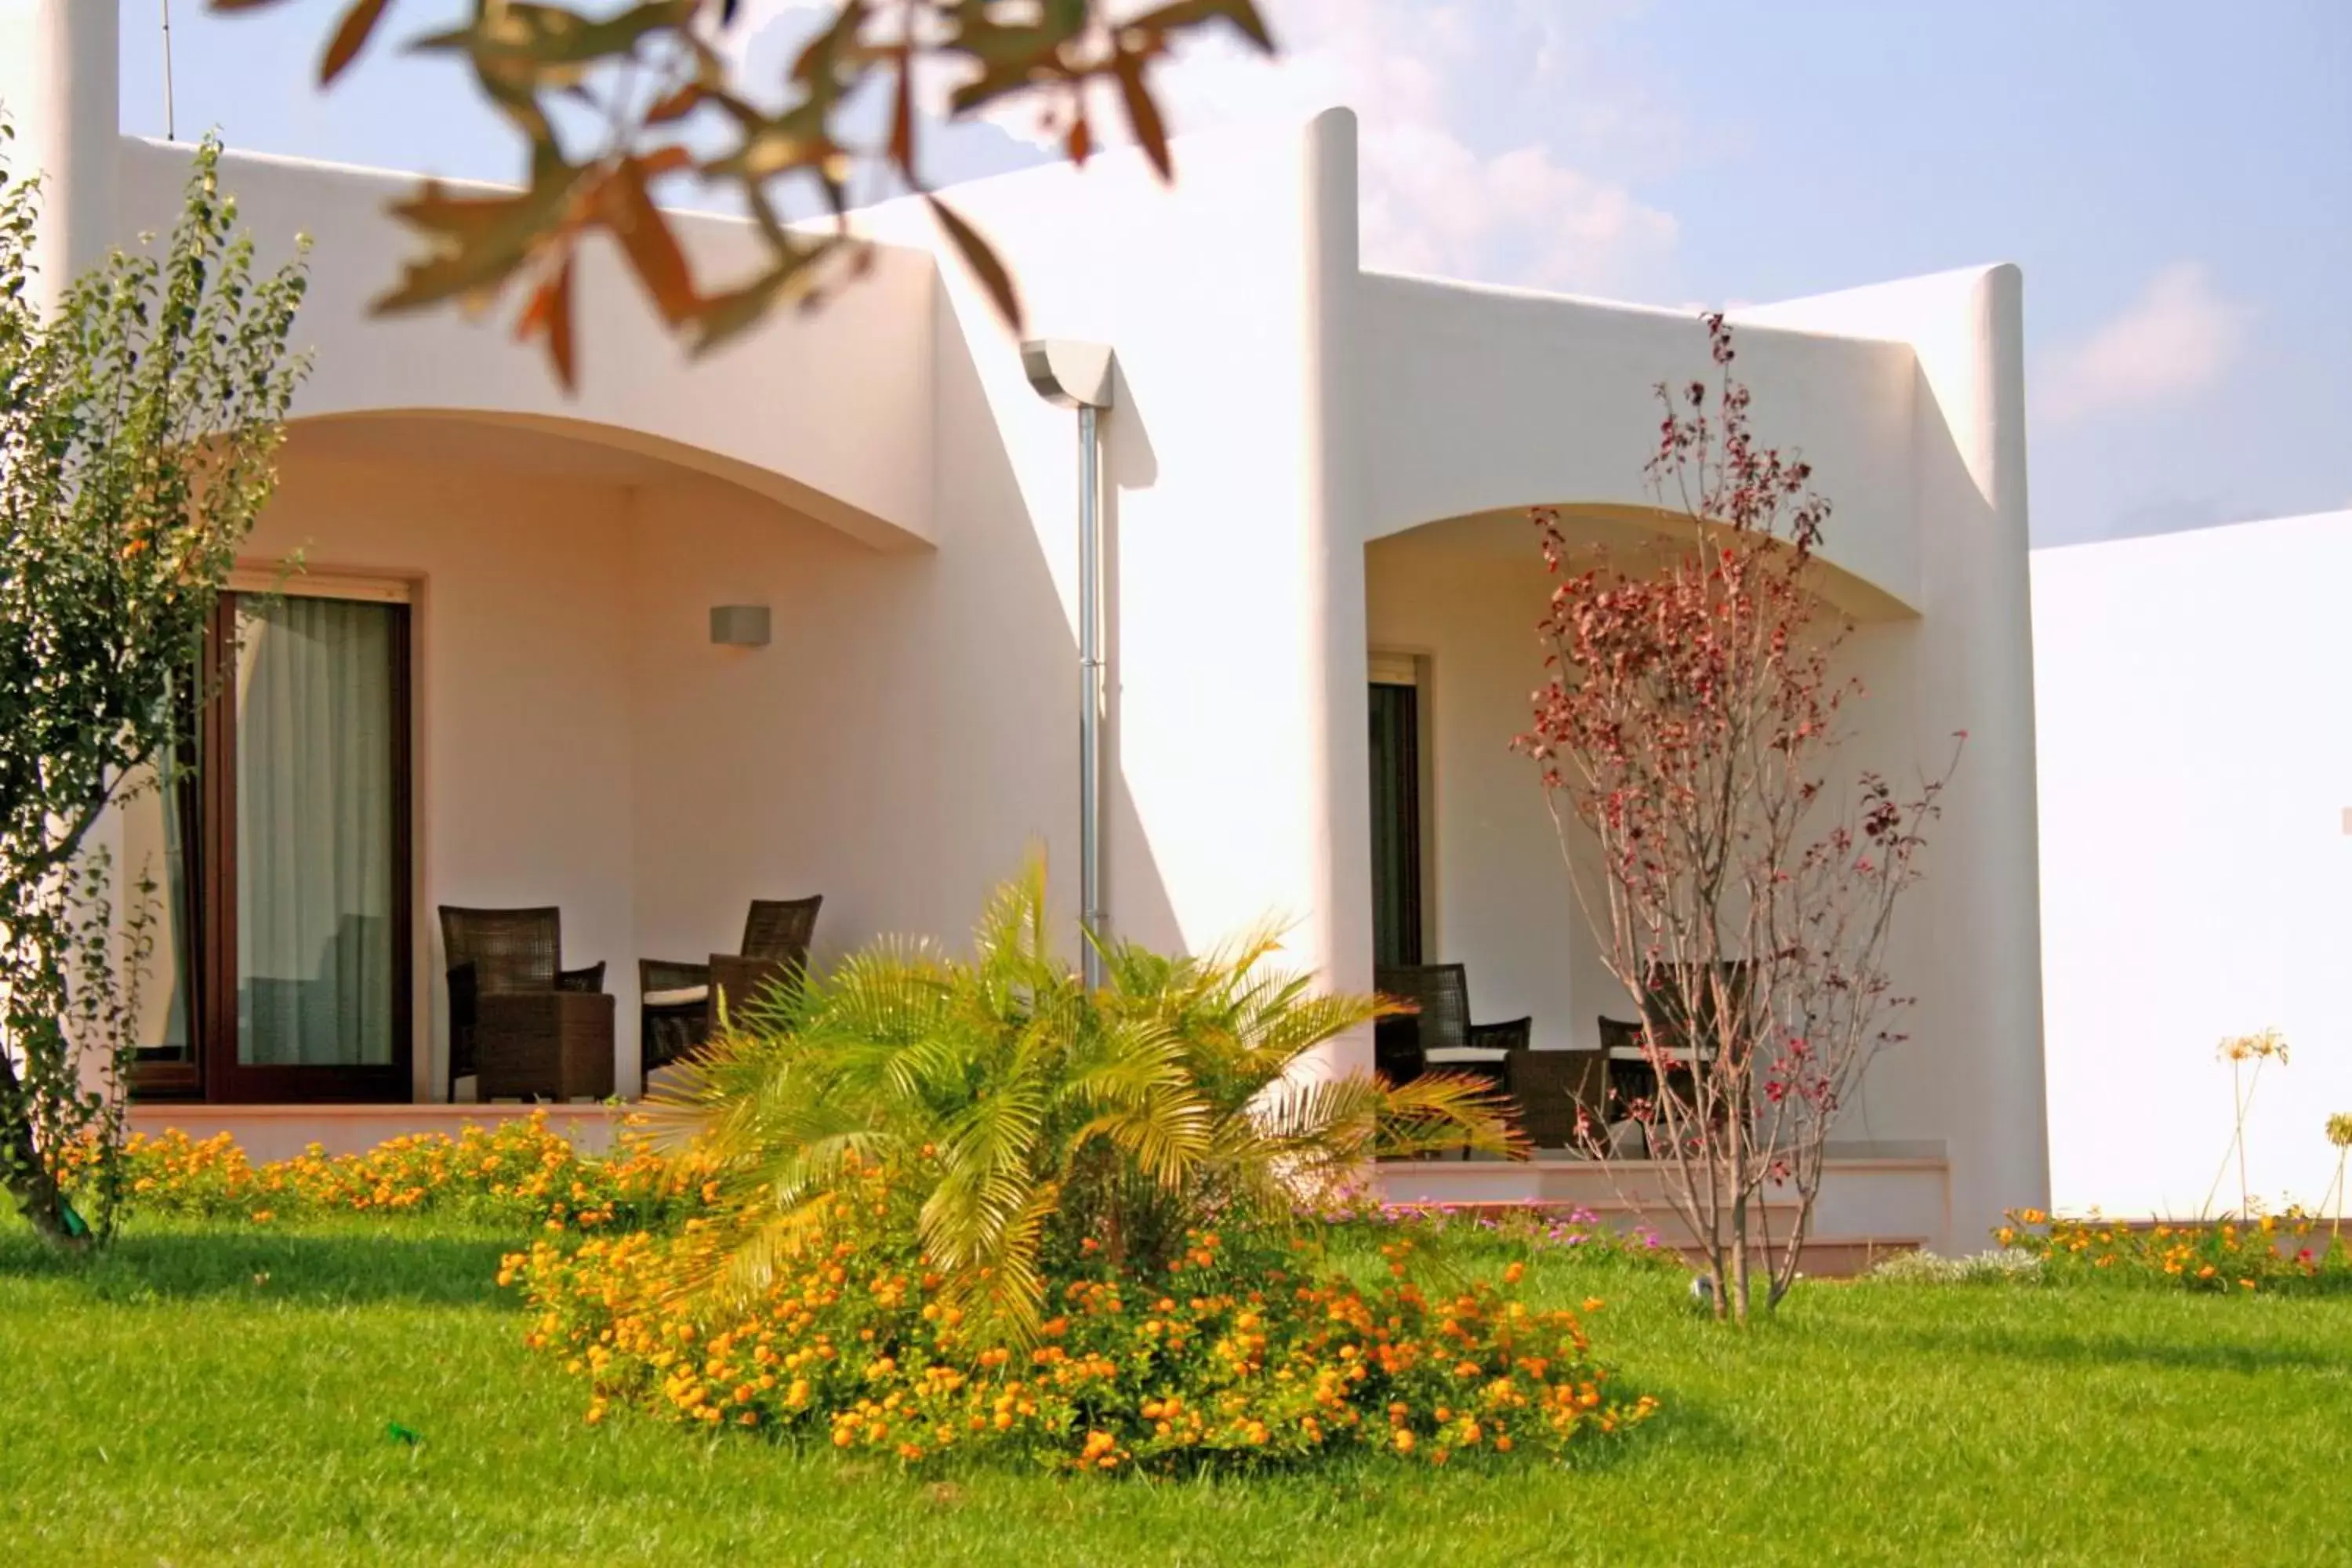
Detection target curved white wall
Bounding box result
[112,139,940,551]
[1741,265,2049,1248]
[1359,273,1922,612]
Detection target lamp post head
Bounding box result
[1021,339,1116,411]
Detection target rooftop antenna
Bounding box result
[161,0,176,140]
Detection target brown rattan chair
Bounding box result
[639,895,822,1072]
[1374,963,1531,1083]
[438,906,613,1102]
[1503,1047,1610,1150]
[1599,960,1755,1135]
[1374,963,1535,1159]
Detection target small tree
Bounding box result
[1515,315,1957,1321]
[0,128,310,1244]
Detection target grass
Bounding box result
[2,1218,2343,1566]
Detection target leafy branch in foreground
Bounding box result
[213,0,1276,387]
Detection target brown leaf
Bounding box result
[318,0,391,85]
[926,195,1022,332]
[597,158,699,327]
[949,57,1051,118]
[372,169,583,314]
[789,2,868,85]
[516,256,579,391]
[1110,50,1171,181]
[1126,0,1277,52]
[1064,114,1092,166]
[644,81,704,124]
[687,247,835,355]
[887,49,916,174]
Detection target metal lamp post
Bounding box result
[1020,339,1116,988]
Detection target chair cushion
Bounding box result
[1424,1046,1512,1065]
[643,985,711,1008]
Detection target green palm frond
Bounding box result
[653,861,1525,1343]
[1374,1071,1527,1160]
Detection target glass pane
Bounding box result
[118,744,194,1063]
[1368,682,1422,967]
[234,597,396,1067]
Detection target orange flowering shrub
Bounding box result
[505,1153,1657,1472]
[1998,1208,2350,1294]
[114,1114,713,1232]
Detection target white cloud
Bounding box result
[707,0,1680,297]
[2039,263,2252,424]
[1146,0,1678,295]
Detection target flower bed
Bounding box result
[105,1113,710,1232]
[504,1153,1657,1472]
[1998,1208,2350,1294]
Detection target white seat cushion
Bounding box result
[643,985,710,1007]
[1423,1046,1511,1065]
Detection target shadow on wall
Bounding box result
[249,311,1194,1097]
[617,274,1185,1007]
[1098,354,1170,953]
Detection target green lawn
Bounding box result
[2,1218,2341,1567]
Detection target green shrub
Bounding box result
[657,865,1519,1336]
[1867,1247,2042,1286]
[504,1150,1656,1471]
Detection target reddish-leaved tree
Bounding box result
[1516,314,1959,1320]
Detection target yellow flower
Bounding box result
[2218,1028,2288,1064]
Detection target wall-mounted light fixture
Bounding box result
[1022,338,1116,988]
[710,604,771,648]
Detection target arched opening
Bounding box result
[1359,503,1922,1138]
[283,409,932,554]
[124,408,949,1109]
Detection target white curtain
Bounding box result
[234,597,395,1067]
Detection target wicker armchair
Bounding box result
[438,906,614,1102]
[1374,963,1537,1160]
[1374,963,1530,1082]
[1599,960,1755,1135]
[639,895,822,1073]
[1503,1048,1610,1150]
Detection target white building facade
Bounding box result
[2036,510,2352,1220]
[5,0,2050,1253]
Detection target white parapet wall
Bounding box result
[2034,510,2352,1218]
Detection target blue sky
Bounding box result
[120,0,2351,545]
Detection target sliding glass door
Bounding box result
[134,589,412,1102]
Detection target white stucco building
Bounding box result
[5,1,2050,1254]
[2036,509,2352,1220]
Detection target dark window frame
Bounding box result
[1368,677,1426,969]
[131,590,415,1105]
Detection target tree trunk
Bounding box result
[2,1111,79,1246]
[1729,1195,1751,1324]
[1727,1099,1751,1323]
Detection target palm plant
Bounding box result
[652,864,1519,1336]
